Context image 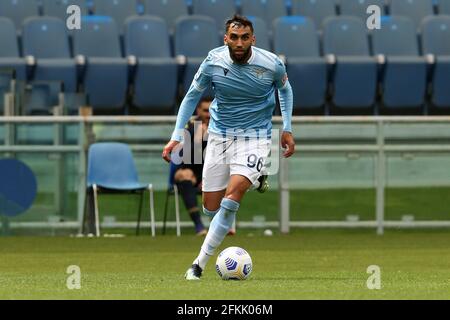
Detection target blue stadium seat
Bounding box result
[0,18,26,80]
[240,0,288,27]
[144,0,188,31]
[72,16,129,112]
[21,81,62,115]
[323,16,378,111]
[0,69,14,115]
[192,0,238,28]
[92,0,139,30]
[0,0,39,30]
[438,0,450,15]
[339,0,385,21]
[124,16,178,113]
[372,16,427,111]
[85,142,155,236]
[175,15,220,96]
[42,0,89,21]
[273,16,327,112]
[247,16,270,51]
[422,15,450,110]
[22,17,77,93]
[292,0,337,30]
[390,0,435,30]
[274,16,321,64]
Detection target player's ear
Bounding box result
[224,34,228,45]
[252,35,256,45]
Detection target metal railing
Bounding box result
[2,115,450,235]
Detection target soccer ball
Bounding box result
[215,247,253,280]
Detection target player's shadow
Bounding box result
[255,276,359,281]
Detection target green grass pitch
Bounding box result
[0,229,449,300]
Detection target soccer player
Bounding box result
[162,15,295,280]
[174,97,267,236]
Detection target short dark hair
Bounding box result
[197,97,213,108]
[225,15,254,34]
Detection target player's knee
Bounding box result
[225,175,252,200]
[203,189,226,212]
[203,198,221,212]
[174,169,195,184]
[224,194,243,204]
[202,200,220,212]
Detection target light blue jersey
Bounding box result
[171,46,293,141]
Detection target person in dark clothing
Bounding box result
[174,98,212,236]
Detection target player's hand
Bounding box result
[162,140,181,163]
[281,131,295,158]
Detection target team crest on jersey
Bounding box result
[223,68,229,76]
[252,67,267,79]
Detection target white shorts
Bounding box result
[202,132,271,192]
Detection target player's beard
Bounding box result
[229,46,252,64]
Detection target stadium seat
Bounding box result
[323,16,377,112]
[0,69,14,115]
[191,0,238,28]
[124,16,178,113]
[438,0,450,15]
[339,0,385,21]
[291,0,337,30]
[422,15,450,111]
[22,17,77,93]
[92,0,139,31]
[42,0,89,21]
[0,18,26,80]
[175,15,220,96]
[0,0,39,31]
[240,0,288,27]
[144,0,188,32]
[20,81,62,115]
[63,92,88,115]
[390,0,435,30]
[372,16,427,112]
[72,16,129,112]
[273,16,327,113]
[247,16,271,51]
[85,142,155,236]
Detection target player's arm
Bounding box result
[275,59,295,158]
[163,59,212,162]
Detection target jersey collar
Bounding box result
[247,48,256,64]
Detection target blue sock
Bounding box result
[203,206,220,218]
[195,198,240,269]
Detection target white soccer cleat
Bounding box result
[184,264,203,280]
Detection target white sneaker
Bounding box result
[185,264,203,280]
